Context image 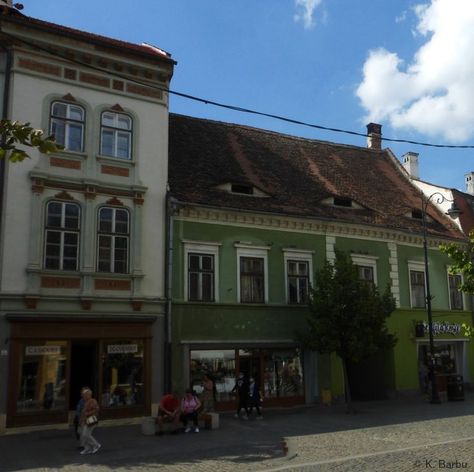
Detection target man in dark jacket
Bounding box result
[232,372,249,419]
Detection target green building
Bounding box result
[168,114,473,407]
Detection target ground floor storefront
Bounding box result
[4,314,162,429]
[174,343,312,410]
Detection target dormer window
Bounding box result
[333,197,352,207]
[411,209,423,220]
[231,184,253,195]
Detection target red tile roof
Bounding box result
[169,114,465,241]
[0,7,175,64]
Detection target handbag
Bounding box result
[86,415,98,426]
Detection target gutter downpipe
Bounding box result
[0,40,13,281]
[164,190,175,393]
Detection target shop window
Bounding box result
[97,207,129,273]
[50,101,85,152]
[410,269,426,308]
[190,350,236,402]
[44,201,80,271]
[188,253,215,301]
[100,111,132,159]
[16,341,68,413]
[448,273,464,310]
[101,341,144,407]
[287,260,309,304]
[263,349,304,398]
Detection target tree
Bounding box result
[303,250,396,412]
[0,119,60,161]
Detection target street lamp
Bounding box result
[421,192,461,404]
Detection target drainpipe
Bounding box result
[0,42,13,286]
[164,190,175,393]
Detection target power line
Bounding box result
[4,28,474,150]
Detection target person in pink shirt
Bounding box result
[180,388,201,433]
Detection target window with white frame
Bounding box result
[184,241,220,302]
[50,101,85,152]
[44,201,80,270]
[97,207,129,273]
[284,249,313,304]
[448,272,464,310]
[408,261,426,308]
[100,111,132,159]
[351,254,378,286]
[236,245,269,303]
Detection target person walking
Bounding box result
[247,377,263,419]
[180,388,201,433]
[79,388,101,455]
[232,372,249,419]
[73,387,87,441]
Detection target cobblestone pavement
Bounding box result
[2,394,474,471]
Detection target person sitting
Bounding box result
[156,392,180,435]
[180,388,201,433]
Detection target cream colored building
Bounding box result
[0,2,174,431]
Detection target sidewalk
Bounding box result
[1,394,474,471]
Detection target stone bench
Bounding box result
[151,412,219,434]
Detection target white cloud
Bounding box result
[294,0,323,29]
[356,0,474,142]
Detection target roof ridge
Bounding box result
[170,112,383,154]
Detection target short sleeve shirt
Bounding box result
[160,394,179,412]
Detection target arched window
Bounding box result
[50,102,85,152]
[100,111,132,159]
[44,201,80,270]
[97,207,130,273]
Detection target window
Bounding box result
[44,201,80,270]
[351,254,378,286]
[100,111,132,159]
[410,270,426,308]
[97,207,129,273]
[184,241,220,302]
[287,260,309,304]
[448,273,464,310]
[50,101,84,152]
[240,258,264,303]
[188,253,215,301]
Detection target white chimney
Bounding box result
[367,123,382,150]
[402,152,419,179]
[465,172,474,195]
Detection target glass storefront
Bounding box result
[101,340,145,407]
[190,347,304,404]
[17,341,68,413]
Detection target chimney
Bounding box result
[465,172,474,195]
[402,152,419,179]
[367,123,382,150]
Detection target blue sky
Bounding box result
[23,0,474,190]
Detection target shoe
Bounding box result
[194,427,199,433]
[80,448,92,455]
[92,444,101,454]
[184,427,192,433]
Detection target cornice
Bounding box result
[174,206,466,248]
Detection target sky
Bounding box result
[20,0,474,191]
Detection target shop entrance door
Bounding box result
[238,354,262,385]
[69,341,98,410]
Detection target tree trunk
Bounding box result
[342,357,353,413]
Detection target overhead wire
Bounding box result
[3,28,474,150]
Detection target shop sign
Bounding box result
[25,346,61,356]
[107,344,138,354]
[422,321,462,336]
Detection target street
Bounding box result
[1,394,474,471]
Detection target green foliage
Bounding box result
[440,234,474,294]
[0,119,61,162]
[303,250,396,363]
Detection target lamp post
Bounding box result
[420,192,461,404]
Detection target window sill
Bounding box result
[96,155,135,167]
